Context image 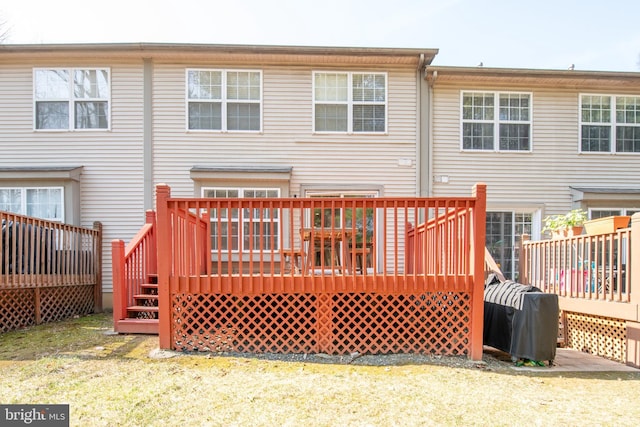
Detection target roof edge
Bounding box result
[426,65,640,79]
[0,42,438,60]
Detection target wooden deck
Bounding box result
[520,214,640,367]
[1,210,102,332]
[113,183,487,360]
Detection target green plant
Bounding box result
[542,208,587,233]
[563,208,588,227]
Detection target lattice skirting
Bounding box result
[0,285,95,333]
[171,291,472,355]
[564,311,626,363]
[0,288,36,332]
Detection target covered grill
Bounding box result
[483,275,559,364]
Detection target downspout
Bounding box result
[143,58,153,210]
[426,69,434,197]
[416,54,428,197]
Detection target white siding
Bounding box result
[431,82,640,218]
[1,52,423,299]
[153,63,419,198]
[0,60,146,292]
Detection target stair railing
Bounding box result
[112,210,157,329]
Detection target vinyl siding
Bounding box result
[0,60,146,292]
[1,53,422,297]
[152,63,419,198]
[431,82,640,219]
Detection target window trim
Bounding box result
[579,93,640,154]
[312,70,388,134]
[0,186,65,222]
[33,67,111,132]
[185,68,263,133]
[460,90,533,152]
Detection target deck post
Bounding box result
[470,183,487,361]
[93,221,103,313]
[519,233,530,285]
[626,213,640,367]
[156,184,172,349]
[111,239,126,330]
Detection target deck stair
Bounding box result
[116,274,159,334]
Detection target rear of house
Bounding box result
[0,43,438,308]
[426,66,640,280]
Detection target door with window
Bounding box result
[486,211,533,281]
[306,190,378,273]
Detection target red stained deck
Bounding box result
[113,183,487,360]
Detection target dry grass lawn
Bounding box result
[1,313,639,426]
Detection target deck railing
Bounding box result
[112,211,158,327]
[406,202,473,280]
[0,210,102,331]
[520,228,633,304]
[519,214,640,366]
[152,183,487,358]
[156,185,485,290]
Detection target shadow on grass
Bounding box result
[1,312,639,382]
[0,312,157,362]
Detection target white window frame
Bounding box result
[313,71,388,134]
[202,187,280,253]
[460,90,533,152]
[33,67,111,131]
[186,69,263,133]
[0,186,64,221]
[588,208,640,219]
[580,94,640,154]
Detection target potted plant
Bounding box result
[542,209,587,239]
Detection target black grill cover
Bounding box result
[483,276,559,362]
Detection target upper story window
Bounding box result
[580,95,640,153]
[34,68,110,130]
[313,72,387,133]
[187,69,262,132]
[0,187,64,221]
[461,91,531,151]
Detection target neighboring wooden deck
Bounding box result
[520,214,640,367]
[1,211,102,332]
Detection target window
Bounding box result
[461,91,531,151]
[187,70,261,131]
[34,68,110,130]
[0,187,64,221]
[202,188,279,252]
[580,95,640,153]
[313,72,387,133]
[589,208,640,219]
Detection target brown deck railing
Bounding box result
[520,215,640,365]
[0,210,102,331]
[520,228,633,303]
[151,183,487,359]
